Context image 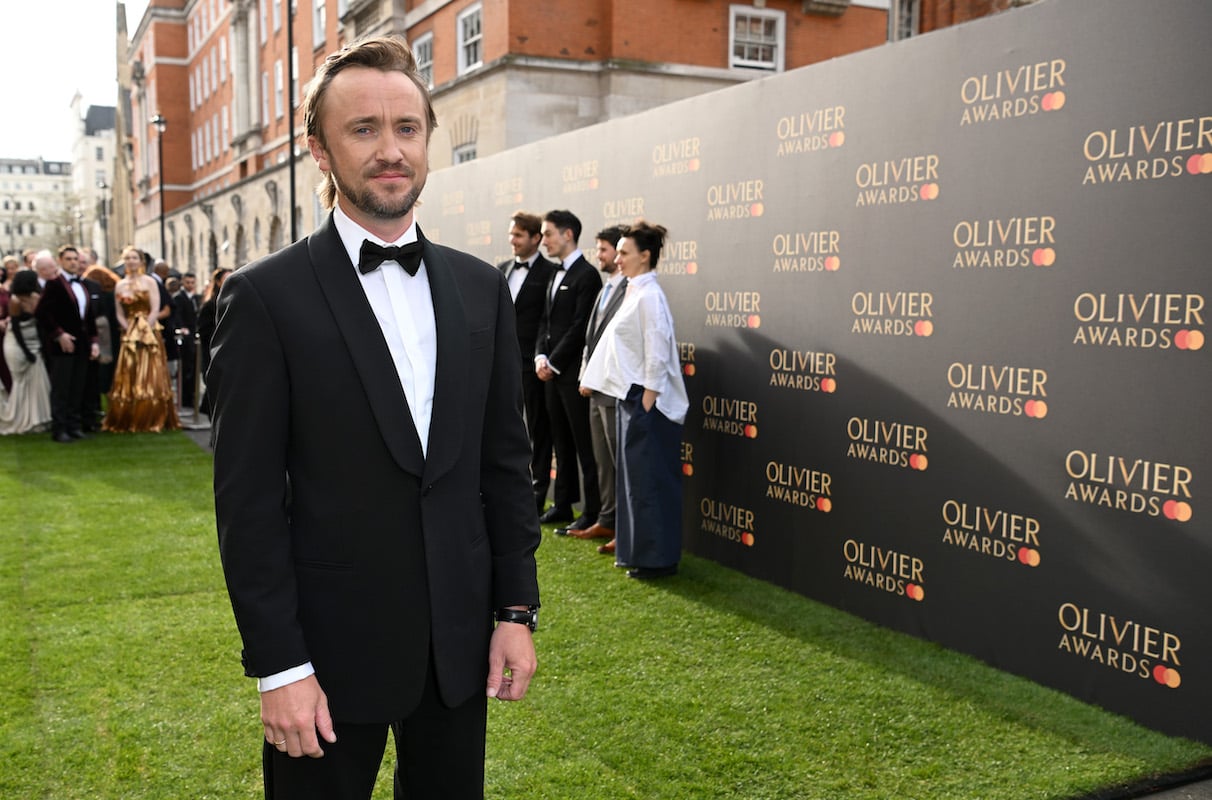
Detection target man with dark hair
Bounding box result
[498,211,557,513]
[33,247,99,442]
[574,226,628,551]
[210,35,539,800]
[535,210,602,531]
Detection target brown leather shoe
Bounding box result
[597,538,616,555]
[569,523,614,540]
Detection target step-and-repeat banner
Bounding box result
[421,0,1211,743]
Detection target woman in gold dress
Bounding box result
[102,247,180,432]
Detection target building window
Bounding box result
[729,5,785,72]
[275,60,284,119]
[220,36,227,80]
[453,144,477,164]
[259,0,267,44]
[292,46,300,106]
[96,146,104,161]
[314,2,326,47]
[457,4,483,75]
[413,33,434,89]
[262,71,270,126]
[273,0,281,32]
[222,107,230,151]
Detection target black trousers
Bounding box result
[545,376,599,517]
[47,350,89,435]
[263,662,487,800]
[521,366,552,507]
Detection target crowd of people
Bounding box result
[502,209,688,580]
[0,244,225,439]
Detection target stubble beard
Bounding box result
[337,166,427,221]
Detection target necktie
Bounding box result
[359,239,423,276]
[598,281,612,311]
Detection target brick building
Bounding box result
[119,0,1027,280]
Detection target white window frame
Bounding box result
[314,2,326,48]
[259,0,268,44]
[274,60,284,119]
[413,33,434,89]
[728,5,785,72]
[456,4,483,76]
[273,0,282,32]
[220,36,227,81]
[292,46,299,106]
[262,71,270,126]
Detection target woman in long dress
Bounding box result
[102,246,180,433]
[580,221,689,580]
[0,270,53,435]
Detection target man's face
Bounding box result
[34,257,58,281]
[541,222,570,261]
[509,224,540,260]
[595,239,618,273]
[183,275,196,293]
[309,66,429,232]
[58,250,81,276]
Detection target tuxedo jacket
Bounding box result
[534,254,601,380]
[497,255,556,363]
[584,276,627,366]
[35,274,97,357]
[210,214,540,723]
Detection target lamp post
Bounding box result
[97,179,110,267]
[151,113,168,261]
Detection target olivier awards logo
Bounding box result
[463,220,492,247]
[846,417,928,471]
[775,104,846,157]
[562,159,600,193]
[766,460,832,513]
[945,362,1049,420]
[706,177,765,220]
[842,539,925,601]
[771,229,841,273]
[959,58,1067,127]
[941,499,1041,567]
[855,154,939,207]
[660,239,700,276]
[1072,292,1205,351]
[652,136,703,177]
[1064,450,1194,522]
[441,189,465,216]
[1057,602,1182,689]
[681,440,694,477]
[769,347,837,394]
[679,341,696,378]
[952,215,1057,270]
[602,196,646,227]
[705,290,762,329]
[492,176,524,207]
[851,291,934,337]
[701,395,759,439]
[699,497,756,547]
[1082,114,1212,185]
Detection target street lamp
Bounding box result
[97,179,110,267]
[151,113,167,261]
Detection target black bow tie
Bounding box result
[67,276,81,283]
[514,259,529,268]
[359,239,423,276]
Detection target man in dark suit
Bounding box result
[33,247,99,443]
[498,211,557,514]
[573,226,628,551]
[209,37,539,800]
[170,277,198,407]
[535,209,602,532]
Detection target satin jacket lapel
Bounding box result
[307,215,426,477]
[417,227,467,484]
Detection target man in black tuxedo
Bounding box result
[498,211,557,514]
[33,247,99,443]
[170,277,198,407]
[535,209,602,531]
[209,36,539,800]
[573,226,628,551]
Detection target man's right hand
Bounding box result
[58,332,76,353]
[261,675,337,758]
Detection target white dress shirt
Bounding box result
[507,253,537,301]
[258,205,438,693]
[580,271,689,424]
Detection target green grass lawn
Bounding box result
[2,431,1208,799]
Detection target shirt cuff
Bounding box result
[257,662,315,693]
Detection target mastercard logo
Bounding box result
[908,454,929,471]
[1017,547,1041,567]
[824,256,841,272]
[820,377,837,393]
[1032,247,1056,267]
[1041,91,1066,111]
[682,463,694,476]
[748,315,762,329]
[1152,664,1181,688]
[816,497,832,513]
[686,262,699,275]
[919,183,941,200]
[1174,329,1205,350]
[744,425,759,439]
[1162,500,1193,522]
[682,363,696,377]
[1185,153,1212,175]
[905,583,925,601]
[750,203,765,217]
[740,532,755,546]
[829,131,845,148]
[1023,399,1048,419]
[688,158,702,172]
[914,320,934,337]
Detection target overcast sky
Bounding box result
[0,1,151,162]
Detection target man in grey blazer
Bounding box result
[210,37,539,800]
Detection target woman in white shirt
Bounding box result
[580,221,688,579]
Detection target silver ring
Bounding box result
[274,739,286,746]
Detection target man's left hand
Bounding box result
[486,621,536,701]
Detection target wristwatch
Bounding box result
[495,606,538,632]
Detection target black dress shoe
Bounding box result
[68,430,92,440]
[627,566,678,580]
[555,515,597,535]
[53,432,76,444]
[538,505,574,525]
